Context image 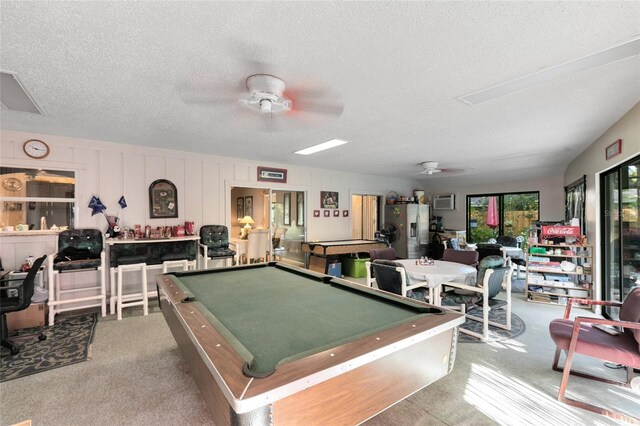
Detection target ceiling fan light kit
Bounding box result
[239,74,292,114]
[420,161,442,175]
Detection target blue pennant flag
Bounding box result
[118,196,127,209]
[91,197,107,216]
[88,195,99,209]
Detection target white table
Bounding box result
[396,259,477,306]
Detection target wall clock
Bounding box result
[23,139,50,159]
[2,177,22,191]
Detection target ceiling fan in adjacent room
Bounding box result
[417,161,464,176]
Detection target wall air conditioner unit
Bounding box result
[433,194,455,210]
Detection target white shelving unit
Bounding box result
[525,244,593,307]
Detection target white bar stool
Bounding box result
[162,259,189,273]
[116,261,148,321]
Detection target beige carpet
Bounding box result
[0,295,637,425]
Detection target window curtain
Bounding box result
[565,175,586,233]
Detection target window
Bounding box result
[466,192,539,243]
[0,167,76,229]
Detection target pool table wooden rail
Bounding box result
[301,240,387,256]
[157,267,464,425]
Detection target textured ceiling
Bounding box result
[1,1,639,187]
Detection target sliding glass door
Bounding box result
[601,155,639,319]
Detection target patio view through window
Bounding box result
[466,192,539,244]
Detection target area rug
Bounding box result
[458,309,525,343]
[0,313,97,382]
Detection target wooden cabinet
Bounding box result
[525,244,593,307]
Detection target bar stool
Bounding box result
[110,255,146,315]
[114,256,148,321]
[161,252,193,272]
[162,259,189,273]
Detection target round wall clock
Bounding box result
[2,177,22,191]
[23,139,50,159]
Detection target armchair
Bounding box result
[48,229,107,326]
[1,255,47,355]
[365,259,428,301]
[441,255,512,341]
[548,288,640,423]
[198,225,237,268]
[442,248,479,268]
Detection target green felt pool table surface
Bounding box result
[164,263,442,376]
[157,262,463,425]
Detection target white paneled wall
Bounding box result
[0,129,416,270]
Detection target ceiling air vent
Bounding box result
[1,71,43,114]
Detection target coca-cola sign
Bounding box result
[542,226,580,237]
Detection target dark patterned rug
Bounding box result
[0,313,97,382]
[459,308,525,343]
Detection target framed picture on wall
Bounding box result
[237,197,244,220]
[283,193,291,225]
[313,210,320,217]
[297,192,304,226]
[343,210,349,217]
[333,210,340,217]
[149,179,178,218]
[323,210,330,217]
[244,196,253,218]
[320,191,338,209]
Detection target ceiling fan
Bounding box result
[418,161,464,176]
[179,68,344,131]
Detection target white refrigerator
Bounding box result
[384,204,430,259]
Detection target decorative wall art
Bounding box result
[343,210,349,217]
[257,166,288,183]
[244,196,253,218]
[313,210,320,217]
[606,139,622,160]
[297,192,304,226]
[283,193,291,225]
[237,197,244,220]
[321,191,339,209]
[149,179,178,218]
[333,210,340,217]
[323,210,330,217]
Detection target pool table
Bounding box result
[156,262,463,425]
[301,239,387,274]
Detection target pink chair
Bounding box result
[548,288,640,423]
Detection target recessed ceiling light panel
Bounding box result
[295,139,349,155]
[0,71,43,114]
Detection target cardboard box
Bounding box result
[6,302,47,331]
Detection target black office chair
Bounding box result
[1,255,47,355]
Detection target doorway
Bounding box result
[351,194,380,240]
[600,154,639,319]
[271,190,306,266]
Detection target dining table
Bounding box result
[396,259,477,306]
